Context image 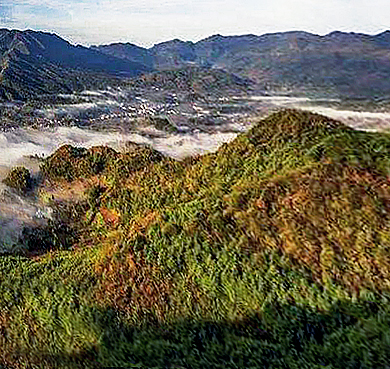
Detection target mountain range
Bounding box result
[2,28,390,100]
[0,29,151,100]
[95,30,390,98]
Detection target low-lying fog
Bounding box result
[2,91,390,252]
[0,125,237,252]
[245,95,390,132]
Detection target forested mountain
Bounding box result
[96,30,390,98]
[2,28,390,99]
[4,110,390,366]
[0,29,151,100]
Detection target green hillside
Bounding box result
[2,109,390,367]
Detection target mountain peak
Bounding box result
[324,30,369,39]
[374,30,390,43]
[376,30,390,36]
[152,38,194,48]
[200,34,226,43]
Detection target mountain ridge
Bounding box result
[2,28,390,100]
[3,109,390,366]
[94,29,390,49]
[0,28,152,100]
[93,29,390,98]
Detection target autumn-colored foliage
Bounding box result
[2,166,32,193]
[4,109,390,367]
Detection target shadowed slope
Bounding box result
[0,29,152,100]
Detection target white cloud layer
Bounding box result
[0,0,389,47]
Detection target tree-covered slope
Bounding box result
[3,110,390,367]
[4,28,390,101]
[97,30,390,98]
[91,42,154,69]
[0,29,152,100]
[127,66,254,98]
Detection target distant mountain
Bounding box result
[128,66,254,99]
[90,42,154,69]
[149,39,197,70]
[0,29,152,100]
[2,28,390,101]
[96,30,390,98]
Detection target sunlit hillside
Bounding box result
[2,109,390,367]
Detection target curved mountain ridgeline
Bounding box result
[90,42,154,69]
[2,28,390,100]
[0,29,152,75]
[3,110,390,366]
[96,30,390,98]
[149,39,197,70]
[0,29,152,100]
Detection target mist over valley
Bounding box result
[3,26,390,368]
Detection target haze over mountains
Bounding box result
[2,28,390,100]
[0,29,151,100]
[94,30,390,98]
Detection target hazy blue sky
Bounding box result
[0,0,389,47]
